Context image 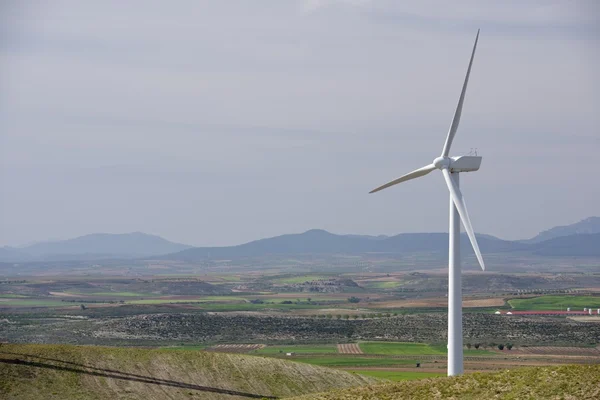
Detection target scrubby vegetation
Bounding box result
[3,312,599,346]
[292,365,600,400]
[0,344,375,400]
[347,370,444,381]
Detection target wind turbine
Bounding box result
[369,30,484,377]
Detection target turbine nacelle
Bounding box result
[433,156,482,172]
[448,156,482,173]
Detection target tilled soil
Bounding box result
[337,343,363,354]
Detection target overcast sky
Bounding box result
[1,1,599,247]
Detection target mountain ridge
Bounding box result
[0,232,191,262]
[1,217,599,263]
[160,230,599,261]
[525,216,600,243]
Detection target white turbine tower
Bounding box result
[369,30,485,377]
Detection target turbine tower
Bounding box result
[369,30,484,377]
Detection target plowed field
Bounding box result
[337,344,362,354]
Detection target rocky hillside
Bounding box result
[0,344,375,400]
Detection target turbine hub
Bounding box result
[433,156,451,170]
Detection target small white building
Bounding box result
[506,311,513,315]
[286,352,295,356]
[494,311,501,315]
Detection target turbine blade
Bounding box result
[370,164,436,194]
[441,29,480,157]
[441,168,485,270]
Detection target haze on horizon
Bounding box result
[1,1,598,248]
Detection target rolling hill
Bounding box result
[529,232,600,256]
[525,216,600,243]
[160,229,598,261]
[291,364,600,400]
[0,344,375,400]
[0,232,191,262]
[3,217,599,263]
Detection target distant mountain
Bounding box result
[526,217,600,243]
[4,218,599,263]
[159,229,529,262]
[0,233,192,262]
[530,233,600,257]
[160,228,600,262]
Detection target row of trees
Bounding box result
[466,342,514,350]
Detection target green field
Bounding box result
[359,342,494,356]
[294,357,416,367]
[361,342,446,355]
[257,345,337,355]
[81,291,156,297]
[350,370,444,381]
[160,344,208,351]
[194,303,323,311]
[128,295,248,305]
[204,275,242,282]
[0,299,70,307]
[254,294,345,302]
[362,281,402,289]
[273,275,333,284]
[508,295,600,311]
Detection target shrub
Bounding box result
[347,297,361,303]
[498,344,505,350]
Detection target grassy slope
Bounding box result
[292,365,600,400]
[0,344,375,400]
[347,370,444,381]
